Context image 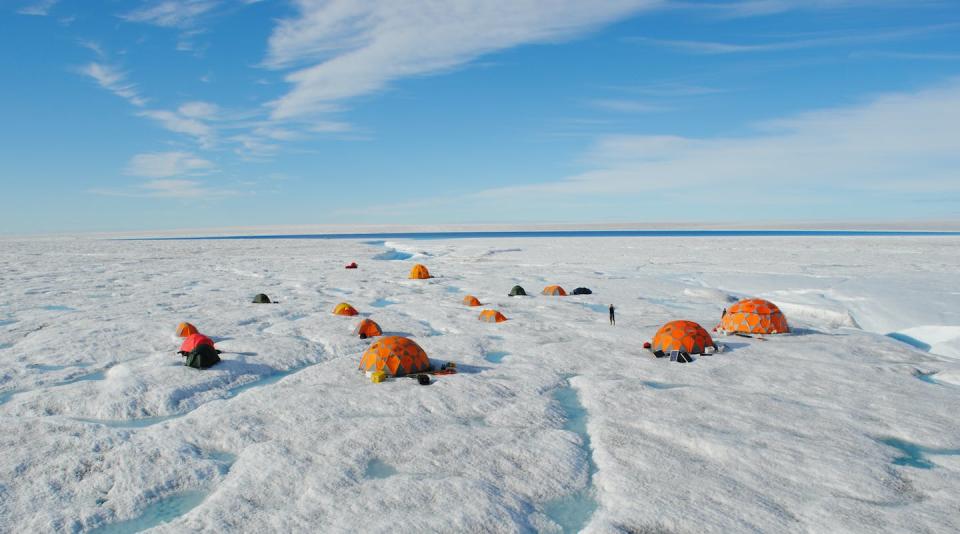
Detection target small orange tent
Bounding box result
[479,309,508,323]
[354,318,383,338]
[358,336,431,376]
[651,320,715,355]
[409,264,432,279]
[175,322,198,337]
[463,295,482,306]
[333,302,359,316]
[542,285,567,296]
[719,298,789,334]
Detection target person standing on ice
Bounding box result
[609,304,616,325]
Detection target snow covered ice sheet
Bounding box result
[1,235,959,532]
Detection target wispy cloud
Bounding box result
[471,79,960,202]
[78,63,147,107]
[635,24,959,54]
[589,99,668,113]
[78,39,105,58]
[17,0,57,16]
[124,151,214,178]
[263,1,664,120]
[137,102,219,146]
[91,178,237,198]
[121,0,219,28]
[851,50,960,61]
[673,0,937,18]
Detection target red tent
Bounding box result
[180,333,215,353]
[345,262,358,269]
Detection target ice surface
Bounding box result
[1,234,959,532]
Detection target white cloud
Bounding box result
[676,0,932,18]
[636,24,959,54]
[264,0,663,120]
[17,0,57,16]
[78,63,147,107]
[78,39,105,58]
[139,179,221,197]
[474,79,960,199]
[125,151,214,178]
[122,0,219,28]
[91,178,237,198]
[138,108,215,145]
[178,101,219,119]
[589,99,668,113]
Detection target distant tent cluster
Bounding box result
[174,257,791,381]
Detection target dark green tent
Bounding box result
[252,293,271,304]
[508,285,527,297]
[572,287,592,295]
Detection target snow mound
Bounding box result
[777,301,860,329]
[682,287,739,303]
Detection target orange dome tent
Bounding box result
[651,320,715,356]
[333,302,359,316]
[463,295,482,307]
[179,333,215,353]
[175,322,199,338]
[542,285,567,296]
[719,298,789,335]
[478,309,508,323]
[409,264,432,279]
[359,336,431,376]
[354,318,383,339]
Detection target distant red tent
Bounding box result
[345,262,358,269]
[180,333,215,353]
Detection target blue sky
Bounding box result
[2,0,959,234]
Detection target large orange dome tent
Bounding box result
[650,320,715,356]
[354,318,383,338]
[409,264,432,279]
[359,336,431,376]
[542,285,567,296]
[478,309,508,323]
[333,303,359,316]
[719,298,789,335]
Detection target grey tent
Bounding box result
[252,293,271,304]
[508,285,527,297]
[572,287,592,295]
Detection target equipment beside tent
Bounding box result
[345,262,358,269]
[359,336,431,377]
[333,302,359,316]
[650,320,716,356]
[179,333,215,354]
[184,344,221,369]
[409,264,432,279]
[463,295,482,306]
[572,287,592,295]
[252,293,272,304]
[478,309,508,323]
[718,298,789,335]
[175,322,198,337]
[542,285,567,296]
[508,285,527,297]
[355,318,383,339]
